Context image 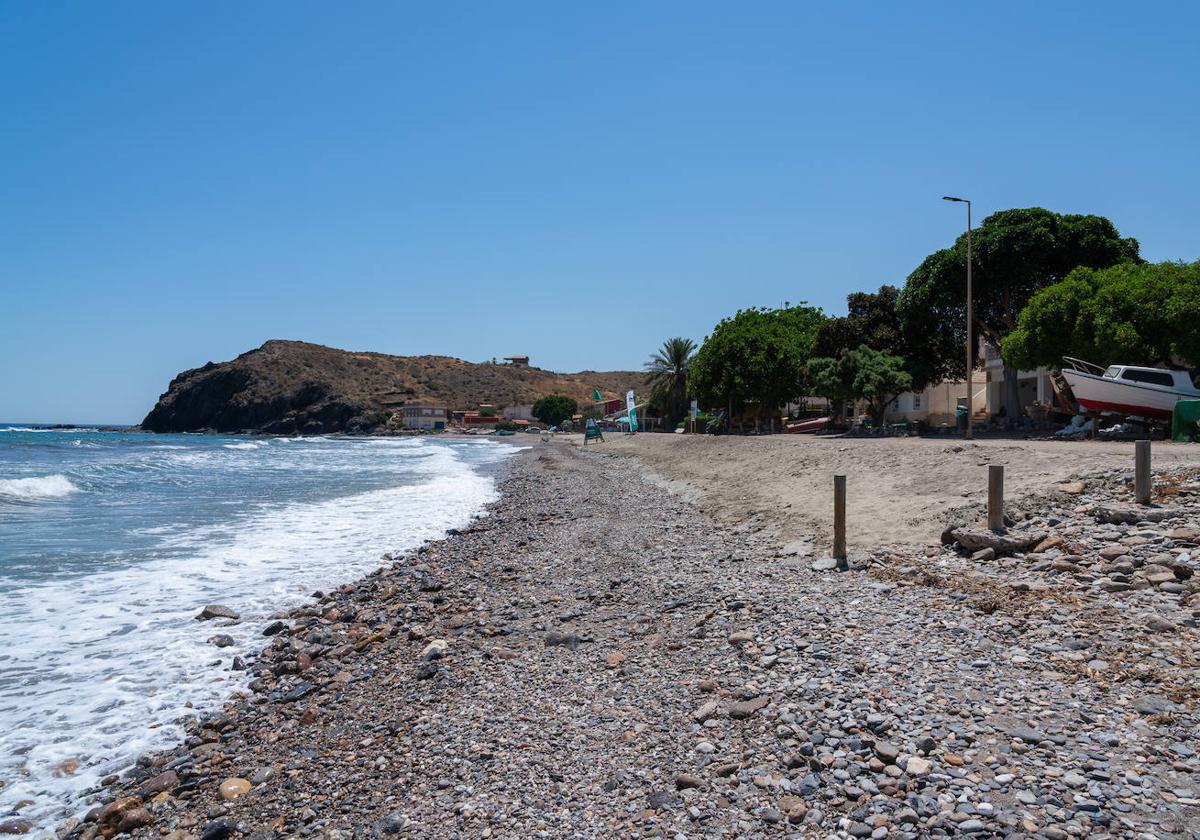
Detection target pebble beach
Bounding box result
[34,438,1200,840]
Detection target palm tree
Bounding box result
[645,337,696,425]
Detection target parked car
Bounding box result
[525,426,542,433]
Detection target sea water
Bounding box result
[0,428,518,831]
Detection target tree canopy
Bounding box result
[898,207,1140,414]
[809,345,912,425]
[1002,260,1200,370]
[813,284,935,392]
[644,337,696,426]
[531,394,578,427]
[688,304,825,427]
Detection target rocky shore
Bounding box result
[36,443,1199,839]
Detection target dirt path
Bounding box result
[568,434,1200,551]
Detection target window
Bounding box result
[912,394,922,410]
[1121,369,1174,387]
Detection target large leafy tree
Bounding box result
[809,345,913,426]
[813,284,935,392]
[898,207,1140,417]
[689,304,826,431]
[644,337,696,427]
[1002,260,1200,370]
[531,394,578,427]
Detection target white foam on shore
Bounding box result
[0,439,516,831]
[0,474,79,500]
[222,441,267,450]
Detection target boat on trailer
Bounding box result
[1058,357,1200,420]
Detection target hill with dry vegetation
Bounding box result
[141,340,647,434]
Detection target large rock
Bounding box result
[196,604,239,621]
[950,528,1046,554]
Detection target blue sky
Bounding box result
[2,2,1198,424]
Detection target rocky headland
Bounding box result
[140,341,644,435]
[40,441,1200,840]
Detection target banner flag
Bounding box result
[626,390,639,432]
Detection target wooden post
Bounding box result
[1135,440,1152,505]
[833,474,847,571]
[987,465,1004,530]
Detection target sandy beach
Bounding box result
[52,434,1200,840]
[579,434,1200,551]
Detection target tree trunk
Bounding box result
[1002,364,1021,420]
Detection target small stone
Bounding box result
[139,769,179,797]
[117,808,154,833]
[1007,727,1045,744]
[420,639,449,661]
[969,547,995,562]
[208,633,235,648]
[1144,614,1177,633]
[0,820,33,835]
[605,651,627,666]
[727,695,769,719]
[674,772,705,790]
[1135,695,1178,714]
[219,777,252,801]
[199,819,237,840]
[874,742,900,764]
[262,620,288,636]
[1062,770,1087,787]
[905,756,931,777]
[544,631,583,649]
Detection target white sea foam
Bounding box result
[0,474,79,500]
[0,439,516,831]
[222,441,266,450]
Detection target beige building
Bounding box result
[398,404,447,430]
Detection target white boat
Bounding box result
[1059,357,1200,419]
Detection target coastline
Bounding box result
[49,439,1200,839]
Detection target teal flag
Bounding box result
[592,389,603,402]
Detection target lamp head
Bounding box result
[942,195,966,202]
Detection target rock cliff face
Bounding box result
[141,340,644,434]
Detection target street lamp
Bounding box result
[943,195,973,441]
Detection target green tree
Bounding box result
[813,284,934,392]
[808,355,856,418]
[898,208,1140,417]
[531,394,578,427]
[1002,260,1200,370]
[689,304,826,431]
[644,337,696,428]
[809,346,913,427]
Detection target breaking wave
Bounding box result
[0,474,78,500]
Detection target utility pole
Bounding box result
[943,196,974,440]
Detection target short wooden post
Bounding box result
[833,474,847,571]
[1135,440,1152,505]
[987,465,1004,530]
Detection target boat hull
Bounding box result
[1061,370,1193,419]
[785,416,831,434]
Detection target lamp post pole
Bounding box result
[943,196,973,440]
